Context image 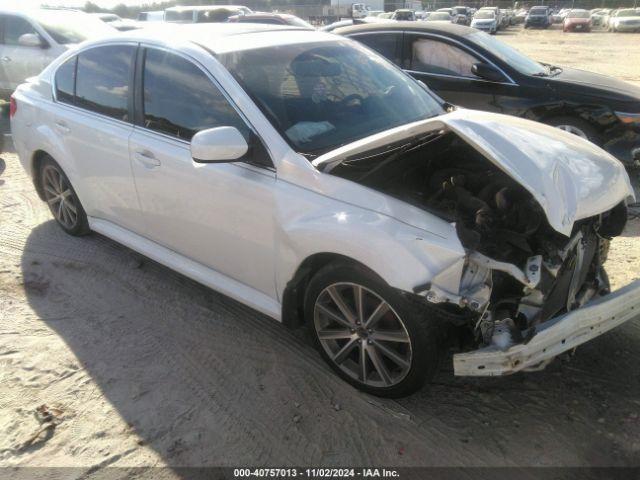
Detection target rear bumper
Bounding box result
[453,279,640,376]
[472,24,496,31]
[565,23,591,31]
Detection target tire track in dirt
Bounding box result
[3,148,640,467]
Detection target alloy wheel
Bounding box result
[313,282,412,388]
[42,165,79,230]
[555,124,589,139]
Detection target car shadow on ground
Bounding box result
[14,217,640,470]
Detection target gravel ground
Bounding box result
[1,26,640,474]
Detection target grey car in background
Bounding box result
[0,8,115,100]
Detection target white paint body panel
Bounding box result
[454,279,640,376]
[315,109,635,236]
[9,27,636,331]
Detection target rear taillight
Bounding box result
[9,96,17,118]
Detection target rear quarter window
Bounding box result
[55,56,77,104]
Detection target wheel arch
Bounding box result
[31,149,53,201]
[281,252,383,328]
[525,102,614,134]
[276,210,466,328]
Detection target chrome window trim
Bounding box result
[405,69,518,86]
[138,42,276,170]
[54,100,134,130]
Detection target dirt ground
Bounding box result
[1,26,640,474]
[499,25,640,88]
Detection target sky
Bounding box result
[5,0,150,8]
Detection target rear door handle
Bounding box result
[54,120,70,134]
[134,149,161,168]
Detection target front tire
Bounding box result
[304,262,442,397]
[39,156,90,236]
[546,116,599,144]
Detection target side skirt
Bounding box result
[88,217,282,321]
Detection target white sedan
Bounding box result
[10,24,639,396]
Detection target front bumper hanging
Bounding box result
[453,279,640,376]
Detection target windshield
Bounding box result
[165,10,193,22]
[567,11,590,18]
[529,7,547,15]
[474,11,495,19]
[32,11,115,44]
[617,9,639,17]
[288,16,315,28]
[428,12,451,20]
[394,11,414,20]
[98,14,120,22]
[467,31,546,76]
[219,41,443,156]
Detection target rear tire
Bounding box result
[39,156,90,236]
[304,262,443,397]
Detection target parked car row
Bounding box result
[0,8,115,100]
[3,6,640,168]
[335,21,640,168]
[10,22,639,397]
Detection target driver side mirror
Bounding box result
[191,126,248,163]
[18,33,46,48]
[471,62,506,83]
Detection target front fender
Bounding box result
[275,202,466,301]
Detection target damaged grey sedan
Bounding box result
[12,26,639,397]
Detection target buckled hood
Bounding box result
[313,109,635,236]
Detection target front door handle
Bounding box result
[1,56,11,63]
[134,149,161,168]
[54,120,70,134]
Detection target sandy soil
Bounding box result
[1,26,640,474]
[498,25,640,87]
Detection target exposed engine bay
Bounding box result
[327,131,629,352]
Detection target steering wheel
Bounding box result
[340,93,365,108]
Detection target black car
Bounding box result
[525,6,552,28]
[335,22,640,167]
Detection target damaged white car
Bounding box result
[10,25,639,397]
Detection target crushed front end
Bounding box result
[419,198,639,375]
[318,109,638,375]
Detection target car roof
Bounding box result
[99,23,337,54]
[165,5,246,11]
[239,12,294,19]
[0,7,84,16]
[334,20,475,36]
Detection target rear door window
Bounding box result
[352,33,402,66]
[75,45,135,121]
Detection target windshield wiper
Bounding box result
[549,65,563,76]
[533,63,562,78]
